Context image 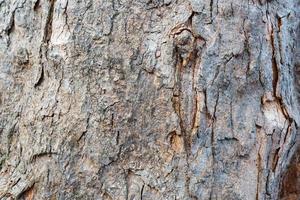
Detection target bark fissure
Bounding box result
[242,19,251,76]
[269,18,293,123]
[209,0,214,23]
[17,183,35,200]
[6,11,15,36]
[171,21,202,155]
[35,0,56,88]
[209,90,219,199]
[272,147,280,172]
[31,151,58,162]
[43,0,56,46]
[270,22,278,98]
[140,184,144,200]
[256,141,262,200]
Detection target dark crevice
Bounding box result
[35,0,56,88]
[272,147,280,172]
[256,141,262,200]
[265,135,272,198]
[276,15,283,65]
[283,122,292,145]
[34,65,44,87]
[6,11,15,35]
[31,151,58,162]
[11,178,21,189]
[43,0,56,45]
[77,129,87,143]
[257,37,264,88]
[209,0,213,23]
[116,131,120,145]
[209,90,219,200]
[77,113,90,143]
[62,0,70,31]
[270,22,278,98]
[17,183,35,200]
[140,184,144,200]
[242,19,251,76]
[33,0,40,11]
[203,89,211,119]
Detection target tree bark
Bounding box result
[0,0,299,199]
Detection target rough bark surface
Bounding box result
[0,0,299,199]
[280,142,300,200]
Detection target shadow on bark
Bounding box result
[280,143,300,200]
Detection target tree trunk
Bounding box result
[0,0,299,199]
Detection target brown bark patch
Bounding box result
[170,132,184,153]
[19,185,35,200]
[280,147,300,200]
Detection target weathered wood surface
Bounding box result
[0,0,299,199]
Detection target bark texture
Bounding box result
[280,141,300,200]
[0,0,299,199]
